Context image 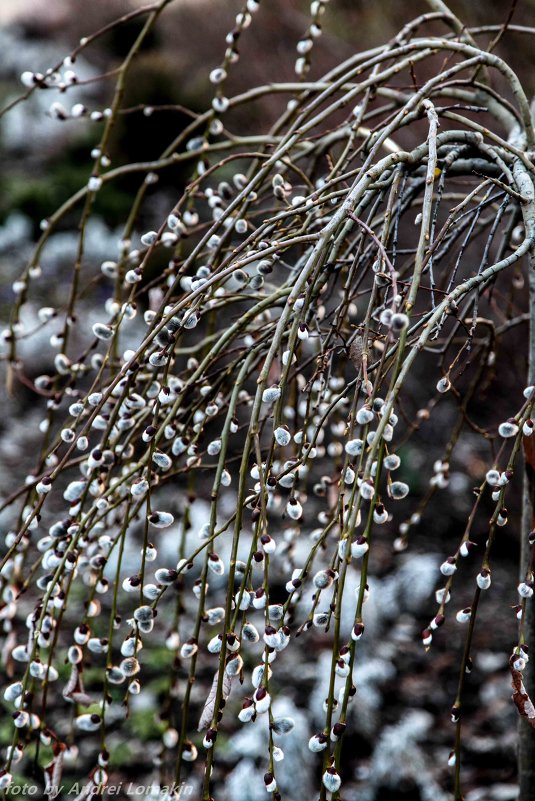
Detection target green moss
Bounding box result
[0,132,134,231]
[0,717,14,746]
[108,740,134,767]
[129,707,165,741]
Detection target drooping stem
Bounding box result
[518,256,535,801]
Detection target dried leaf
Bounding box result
[197,671,232,731]
[350,337,365,370]
[62,665,92,707]
[72,783,97,801]
[510,656,535,726]
[44,745,64,798]
[62,664,80,702]
[70,692,92,707]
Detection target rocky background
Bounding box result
[1,2,534,800]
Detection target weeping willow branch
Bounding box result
[0,2,534,799]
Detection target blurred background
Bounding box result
[0,2,534,800]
